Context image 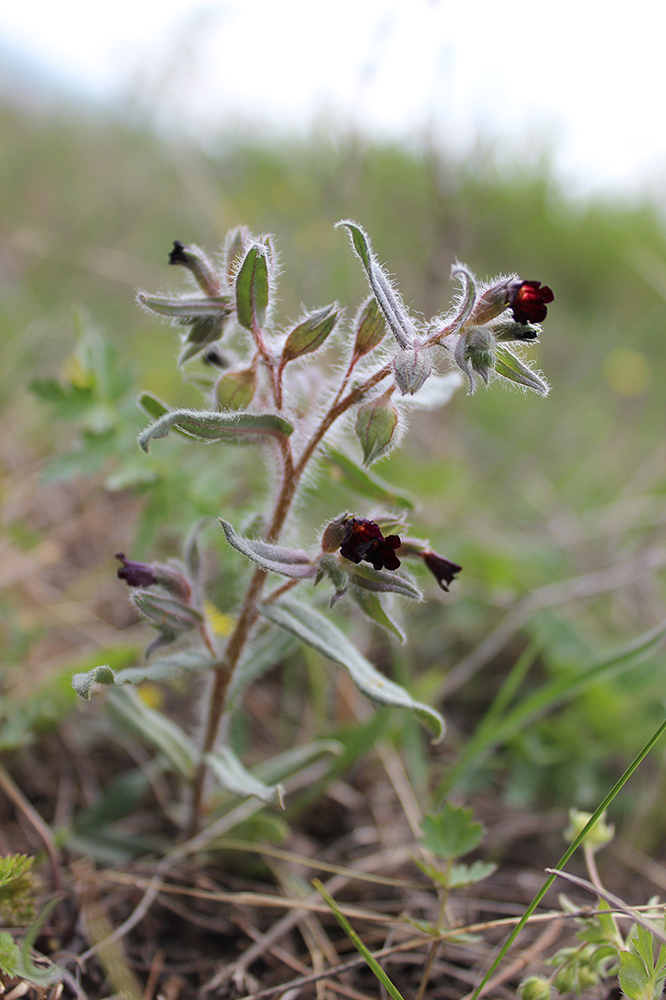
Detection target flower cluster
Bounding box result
[439,269,553,395]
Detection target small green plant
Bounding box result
[60,220,553,837]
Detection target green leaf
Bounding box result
[206,747,284,807]
[349,563,423,600]
[324,449,415,509]
[0,931,20,978]
[138,391,170,420]
[220,519,316,579]
[494,346,549,396]
[420,802,484,859]
[71,664,116,699]
[138,408,294,451]
[350,588,405,643]
[71,650,216,699]
[336,220,416,351]
[619,949,652,1000]
[236,244,270,330]
[448,860,497,888]
[137,293,231,320]
[259,597,444,740]
[106,688,197,779]
[0,855,35,924]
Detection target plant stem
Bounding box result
[188,358,392,835]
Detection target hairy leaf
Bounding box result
[206,747,284,807]
[220,519,316,578]
[138,409,294,451]
[260,597,444,739]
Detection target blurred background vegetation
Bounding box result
[3,90,666,848]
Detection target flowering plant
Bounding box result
[71,220,552,834]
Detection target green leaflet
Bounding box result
[324,448,415,509]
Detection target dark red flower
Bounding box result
[339,518,401,571]
[421,550,462,591]
[507,280,554,325]
[116,553,158,588]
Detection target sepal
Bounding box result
[355,389,399,465]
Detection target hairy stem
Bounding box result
[189,360,392,835]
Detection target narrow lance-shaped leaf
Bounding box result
[205,747,284,807]
[494,345,550,396]
[336,220,416,350]
[106,688,197,779]
[138,409,294,452]
[324,449,415,509]
[220,519,316,579]
[236,244,269,330]
[137,293,232,322]
[71,651,218,699]
[260,597,444,740]
[349,562,423,600]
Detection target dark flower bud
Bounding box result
[116,553,192,602]
[506,280,554,325]
[421,550,462,592]
[116,553,158,589]
[168,240,222,298]
[339,518,401,572]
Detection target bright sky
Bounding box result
[3,0,666,199]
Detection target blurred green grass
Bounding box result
[3,95,666,822]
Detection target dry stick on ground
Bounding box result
[234,908,616,1000]
[440,546,666,698]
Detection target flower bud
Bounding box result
[352,296,386,358]
[281,304,339,365]
[168,241,222,297]
[215,367,256,410]
[321,513,353,554]
[116,553,192,603]
[355,389,399,466]
[471,279,513,325]
[518,976,552,1000]
[393,341,432,396]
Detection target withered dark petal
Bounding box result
[168,240,190,266]
[422,550,462,591]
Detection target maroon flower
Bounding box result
[339,518,402,572]
[421,550,462,592]
[116,553,158,588]
[507,280,554,325]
